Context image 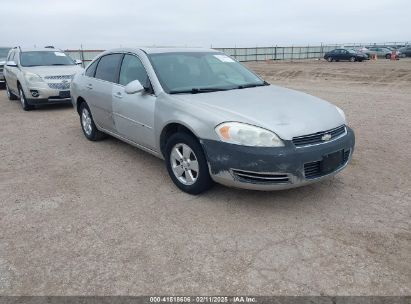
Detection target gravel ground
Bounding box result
[0,59,410,295]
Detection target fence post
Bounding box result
[291,45,294,61]
[80,44,85,68]
[274,45,277,61]
[256,46,258,62]
[320,42,323,59]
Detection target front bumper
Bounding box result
[201,127,355,190]
[23,85,72,105]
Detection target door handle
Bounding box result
[86,84,93,89]
[113,92,123,99]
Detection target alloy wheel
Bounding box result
[81,108,93,136]
[170,143,199,186]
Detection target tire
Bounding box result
[349,56,356,62]
[165,132,213,194]
[327,57,333,62]
[18,86,34,111]
[6,82,18,100]
[385,54,391,59]
[79,102,106,141]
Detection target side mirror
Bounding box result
[6,61,17,67]
[75,59,82,65]
[125,80,144,94]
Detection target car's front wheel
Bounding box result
[349,56,356,62]
[165,132,213,194]
[79,102,106,141]
[6,82,18,100]
[18,86,34,111]
[327,57,333,62]
[385,54,391,59]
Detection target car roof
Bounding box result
[14,47,64,53]
[104,47,219,54]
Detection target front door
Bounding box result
[112,54,156,149]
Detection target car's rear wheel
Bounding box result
[5,82,18,100]
[327,57,333,62]
[165,132,213,194]
[79,102,106,141]
[385,54,391,59]
[349,56,356,62]
[18,86,34,111]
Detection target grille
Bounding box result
[304,149,351,179]
[293,125,346,147]
[44,75,72,80]
[232,169,290,184]
[48,82,70,90]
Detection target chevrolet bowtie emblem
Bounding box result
[322,134,332,141]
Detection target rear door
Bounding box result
[334,49,343,60]
[85,53,123,132]
[112,53,156,149]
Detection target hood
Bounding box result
[23,65,83,78]
[174,85,345,140]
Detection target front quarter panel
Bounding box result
[154,93,226,152]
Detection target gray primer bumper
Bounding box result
[201,127,355,190]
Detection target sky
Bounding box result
[1,0,409,49]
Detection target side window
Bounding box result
[85,60,98,77]
[119,54,149,87]
[94,54,123,83]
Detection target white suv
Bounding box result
[3,46,83,110]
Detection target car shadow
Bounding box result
[100,133,343,210]
[33,103,73,112]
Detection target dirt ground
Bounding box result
[0,59,410,296]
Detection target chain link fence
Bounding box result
[65,42,410,67]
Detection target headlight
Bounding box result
[336,106,346,122]
[215,122,284,147]
[24,72,44,83]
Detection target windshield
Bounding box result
[20,51,75,67]
[348,49,357,54]
[0,48,10,59]
[148,52,266,93]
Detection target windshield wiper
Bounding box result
[169,87,230,94]
[237,81,270,89]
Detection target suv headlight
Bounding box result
[336,106,346,122]
[24,72,44,83]
[215,122,284,147]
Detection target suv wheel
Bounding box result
[6,82,17,100]
[349,56,356,62]
[165,132,213,194]
[385,54,391,59]
[18,86,34,111]
[79,102,106,141]
[327,57,333,62]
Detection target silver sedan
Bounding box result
[70,48,355,194]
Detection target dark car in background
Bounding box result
[398,46,411,57]
[0,47,12,87]
[324,48,368,62]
